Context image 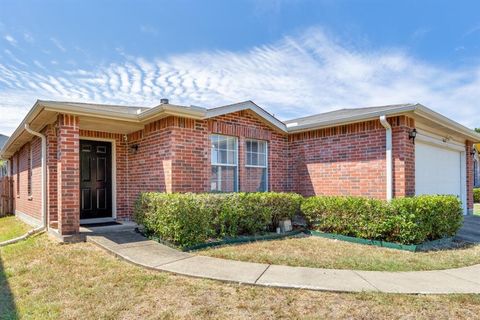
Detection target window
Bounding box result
[28,144,33,197]
[210,134,238,192]
[245,139,268,192]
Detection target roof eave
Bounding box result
[205,100,288,133]
[413,104,480,142]
[138,104,206,122]
[286,105,417,133]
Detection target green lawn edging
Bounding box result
[306,230,454,252]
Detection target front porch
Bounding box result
[46,114,133,242]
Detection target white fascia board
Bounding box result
[285,105,417,133]
[413,105,480,142]
[206,101,288,132]
[139,104,206,122]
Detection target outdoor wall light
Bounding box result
[130,144,139,154]
[471,148,477,157]
[408,129,417,144]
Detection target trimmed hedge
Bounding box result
[302,195,463,245]
[134,192,303,248]
[474,188,480,203]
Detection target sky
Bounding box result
[1,0,480,135]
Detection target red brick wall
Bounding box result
[392,116,416,197]
[125,119,175,215]
[10,136,42,222]
[288,116,415,199]
[170,118,210,193]
[57,114,80,235]
[46,124,58,228]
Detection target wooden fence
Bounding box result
[0,177,13,217]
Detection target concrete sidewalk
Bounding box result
[86,227,480,294]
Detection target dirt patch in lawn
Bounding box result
[1,235,480,319]
[198,234,480,272]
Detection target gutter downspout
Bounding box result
[24,124,48,230]
[379,116,393,201]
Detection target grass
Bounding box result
[0,216,30,242]
[198,235,480,272]
[475,203,480,216]
[0,235,480,319]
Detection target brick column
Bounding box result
[57,114,80,236]
[45,124,58,228]
[392,116,416,197]
[467,141,474,214]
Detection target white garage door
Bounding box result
[415,141,462,197]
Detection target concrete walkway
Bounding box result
[83,223,480,294]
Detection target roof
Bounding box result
[1,99,480,158]
[285,104,417,128]
[38,100,150,115]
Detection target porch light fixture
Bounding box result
[408,129,417,144]
[130,144,139,154]
[471,148,477,157]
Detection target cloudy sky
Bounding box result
[1,0,480,135]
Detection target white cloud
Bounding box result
[50,37,66,52]
[4,34,17,46]
[1,27,480,136]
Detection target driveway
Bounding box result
[455,215,480,243]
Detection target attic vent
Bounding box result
[160,98,169,104]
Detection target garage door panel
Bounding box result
[415,142,461,197]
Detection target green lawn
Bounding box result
[198,235,480,272]
[0,216,30,242]
[474,204,480,216]
[1,235,480,319]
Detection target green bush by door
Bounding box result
[134,192,303,248]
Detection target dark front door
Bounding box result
[80,140,112,219]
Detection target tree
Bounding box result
[476,128,480,133]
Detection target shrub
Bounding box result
[302,195,463,245]
[134,193,215,248]
[134,192,302,248]
[474,188,480,203]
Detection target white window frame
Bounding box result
[245,138,268,192]
[210,134,239,192]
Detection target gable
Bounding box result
[205,101,287,133]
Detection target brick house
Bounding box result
[1,99,479,242]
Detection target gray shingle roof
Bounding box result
[284,104,417,128]
[38,100,150,115]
